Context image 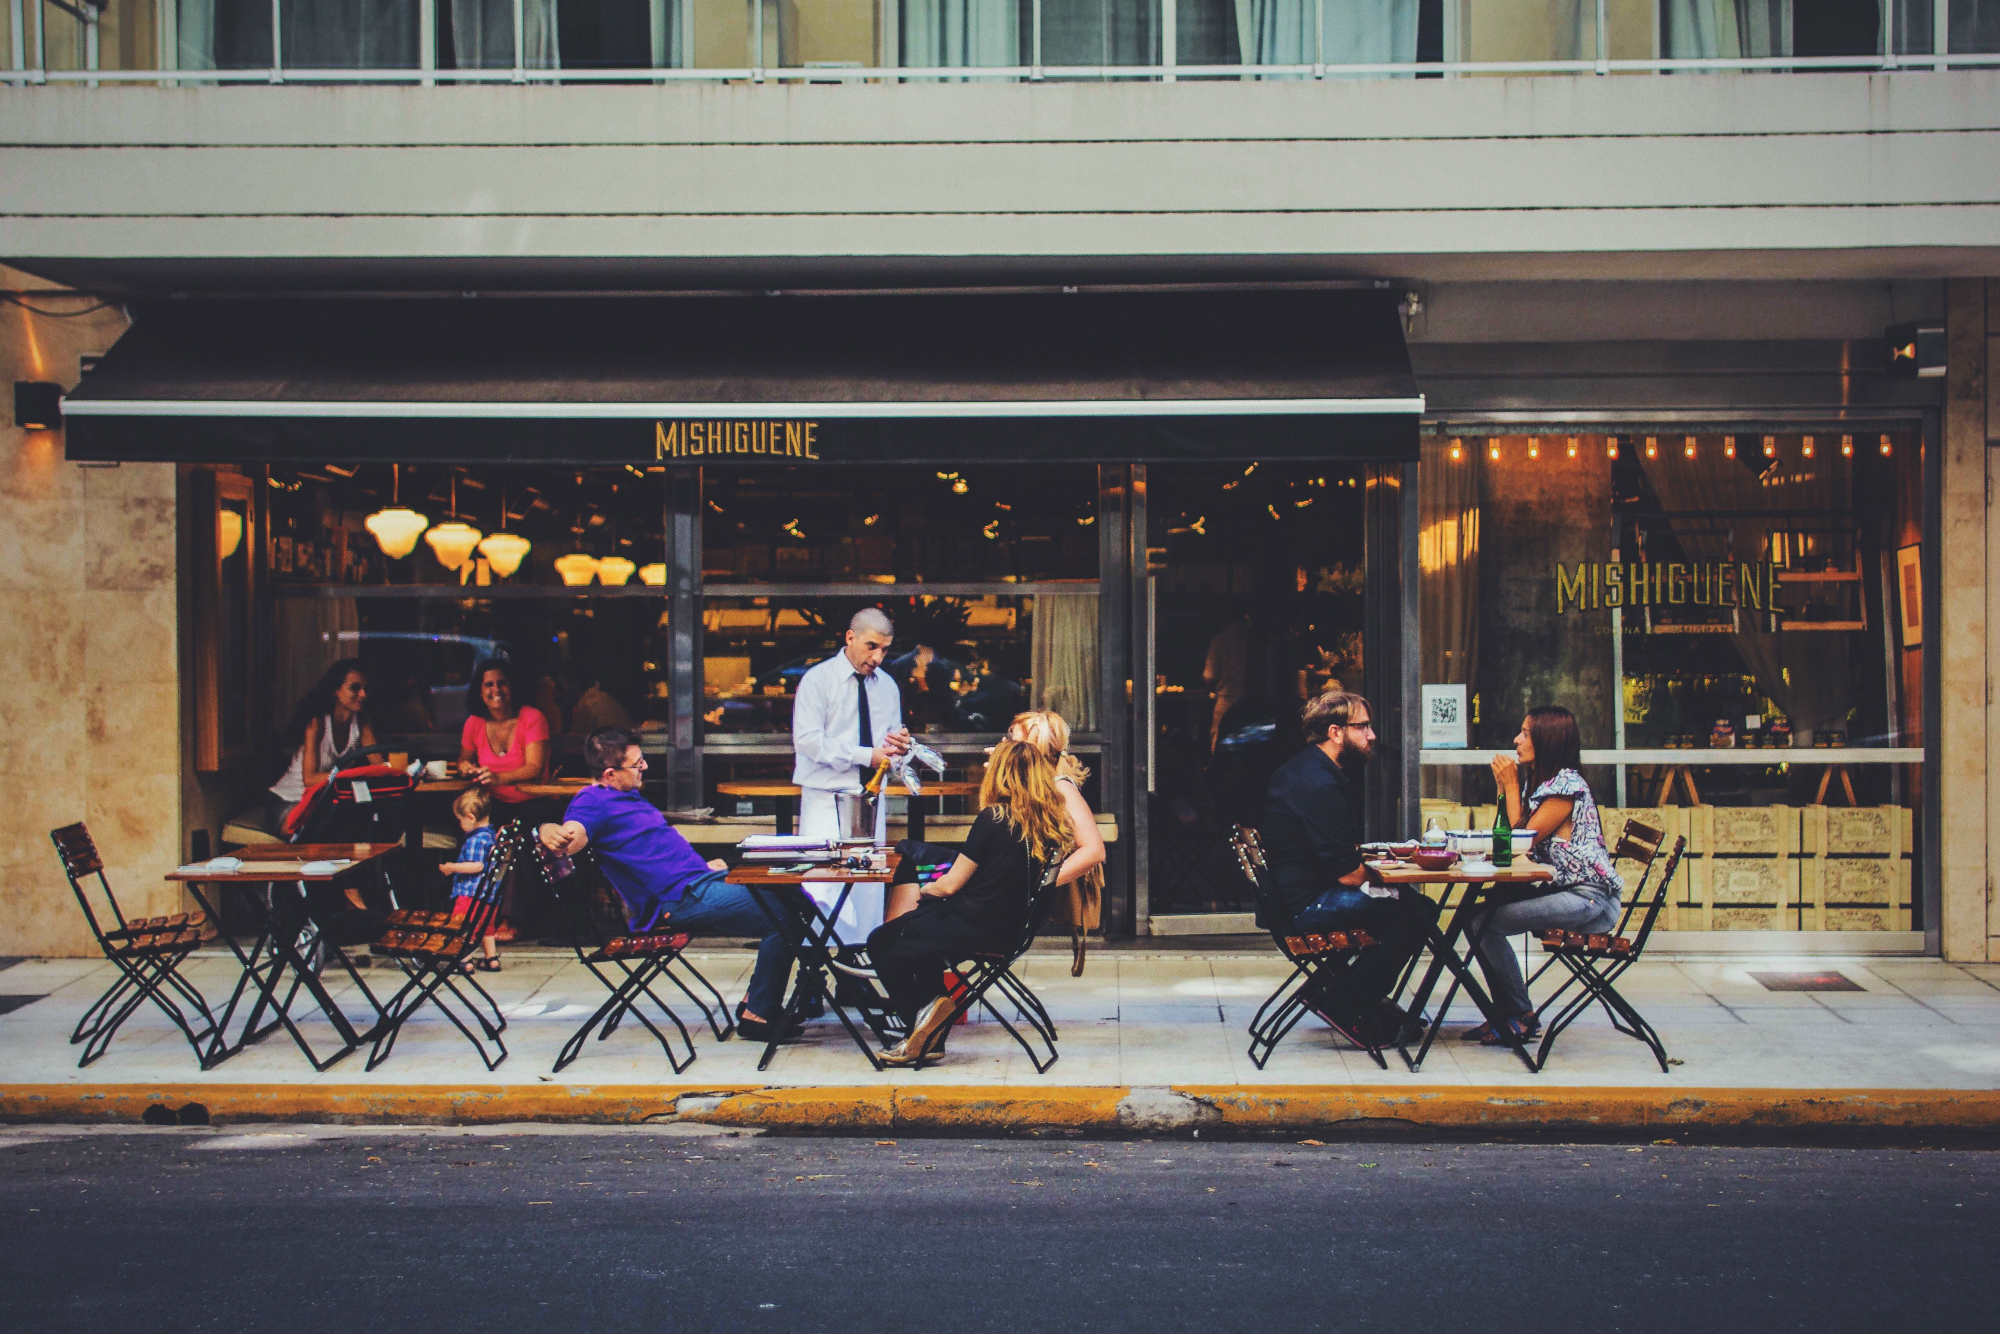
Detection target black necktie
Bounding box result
[856,673,873,786]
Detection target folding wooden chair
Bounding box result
[51,823,222,1068]
[1530,823,1687,1073]
[363,820,527,1071]
[1231,825,1388,1070]
[897,861,1066,1073]
[538,843,735,1074]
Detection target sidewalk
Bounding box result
[4,946,1999,1135]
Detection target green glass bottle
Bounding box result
[1491,804,1513,869]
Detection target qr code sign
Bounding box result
[1429,696,1460,727]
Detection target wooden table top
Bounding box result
[726,854,902,886]
[714,780,982,797]
[1367,860,1554,887]
[416,777,588,799]
[168,842,403,882]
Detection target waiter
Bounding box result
[792,606,911,945]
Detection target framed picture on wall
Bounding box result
[1896,543,1922,649]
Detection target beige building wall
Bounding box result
[0,268,179,957]
[1940,279,1992,962]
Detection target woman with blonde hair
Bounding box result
[865,737,1104,1066]
[1004,709,1105,975]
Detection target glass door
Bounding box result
[1138,460,1372,922]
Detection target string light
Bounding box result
[1724,435,1737,459]
[1879,434,1894,456]
[1606,436,1619,460]
[1565,436,1578,459]
[1449,436,1463,462]
[1527,438,1540,460]
[1763,435,1778,458]
[951,478,969,495]
[1683,435,1697,459]
[1840,433,1854,457]
[1802,435,1816,458]
[1644,436,1659,459]
[1488,440,1501,462]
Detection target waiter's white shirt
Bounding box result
[792,651,903,793]
[792,651,903,945]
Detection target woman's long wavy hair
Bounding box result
[269,658,369,784]
[1007,709,1103,892]
[978,737,1075,871]
[1521,704,1583,800]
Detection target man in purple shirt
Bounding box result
[540,728,797,1040]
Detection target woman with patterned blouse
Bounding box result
[1466,704,1624,1046]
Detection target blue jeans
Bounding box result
[668,871,794,1020]
[1466,885,1621,1019]
[1290,885,1439,1018]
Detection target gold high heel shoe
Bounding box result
[878,994,957,1067]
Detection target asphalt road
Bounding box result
[1,1126,1993,1333]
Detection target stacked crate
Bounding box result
[1799,806,1914,931]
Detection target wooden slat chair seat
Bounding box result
[893,860,1066,1073]
[1529,819,1687,1073]
[51,823,225,1068]
[363,821,527,1072]
[1233,825,1391,1070]
[540,844,734,1075]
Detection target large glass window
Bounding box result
[1419,428,1925,934]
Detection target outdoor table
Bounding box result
[725,855,903,1072]
[714,781,982,839]
[166,842,399,1071]
[408,776,588,855]
[1370,858,1555,1074]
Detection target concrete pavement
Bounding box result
[3,945,1999,1134]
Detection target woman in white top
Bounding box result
[266,658,378,833]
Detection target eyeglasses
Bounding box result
[617,757,648,772]
[1344,722,1376,734]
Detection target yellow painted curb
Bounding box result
[5,1083,2000,1132]
[1174,1085,2000,1132]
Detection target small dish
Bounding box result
[1410,847,1459,872]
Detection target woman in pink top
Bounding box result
[457,660,551,806]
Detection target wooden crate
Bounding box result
[1799,806,1912,930]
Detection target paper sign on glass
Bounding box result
[1421,685,1468,749]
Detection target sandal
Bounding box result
[1467,1014,1539,1046]
[476,957,503,973]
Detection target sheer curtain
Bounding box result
[901,0,1022,67]
[449,0,561,67]
[1319,0,1418,65]
[1418,437,1479,801]
[1040,0,1157,67]
[177,0,421,68]
[1030,593,1099,733]
[1660,0,1789,58]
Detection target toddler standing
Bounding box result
[441,787,501,971]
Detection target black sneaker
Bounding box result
[735,1010,803,1042]
[1367,1000,1427,1047]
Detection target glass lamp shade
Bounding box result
[424,520,484,571]
[638,562,666,587]
[553,553,601,587]
[216,509,244,560]
[476,531,531,578]
[595,555,637,586]
[365,506,430,559]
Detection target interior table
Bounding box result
[167,842,398,1071]
[726,856,903,1072]
[714,781,982,839]
[1370,859,1555,1074]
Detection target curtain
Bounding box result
[1660,0,1789,58]
[1418,437,1479,801]
[1319,0,1418,66]
[901,0,1021,67]
[177,0,423,68]
[1040,0,1155,67]
[1030,592,1099,733]
[449,0,560,67]
[1636,450,1854,739]
[1954,0,2000,51]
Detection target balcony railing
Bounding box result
[8,0,2000,85]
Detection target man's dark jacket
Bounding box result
[1258,745,1365,929]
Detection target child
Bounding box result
[441,787,502,972]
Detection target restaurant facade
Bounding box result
[2,54,1995,961]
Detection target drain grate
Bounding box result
[1750,970,1864,993]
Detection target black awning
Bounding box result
[63,290,1423,465]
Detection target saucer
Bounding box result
[1457,860,1498,876]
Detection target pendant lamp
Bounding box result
[365,464,430,559]
[478,531,531,578]
[595,555,636,586]
[638,562,666,587]
[423,472,483,571]
[554,553,601,587]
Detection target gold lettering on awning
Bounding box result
[655,420,822,462]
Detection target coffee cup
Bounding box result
[424,759,452,780]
